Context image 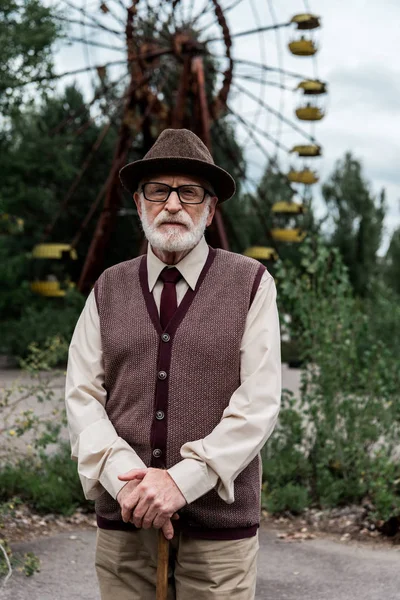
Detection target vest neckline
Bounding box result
[139,245,217,336]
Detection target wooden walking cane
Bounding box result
[156,529,169,600]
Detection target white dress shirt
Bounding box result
[65,236,281,506]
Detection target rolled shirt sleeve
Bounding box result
[65,289,145,501]
[168,271,281,504]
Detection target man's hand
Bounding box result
[116,472,145,508]
[117,471,176,538]
[117,467,187,540]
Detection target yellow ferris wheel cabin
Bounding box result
[289,38,318,56]
[297,80,327,95]
[295,105,324,121]
[271,229,307,243]
[290,13,321,30]
[288,168,319,185]
[290,144,322,157]
[272,201,306,214]
[243,247,279,261]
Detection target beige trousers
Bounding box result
[95,527,259,600]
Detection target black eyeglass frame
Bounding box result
[140,181,214,205]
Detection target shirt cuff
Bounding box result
[167,458,218,505]
[98,442,147,500]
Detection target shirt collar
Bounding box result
[147,236,209,292]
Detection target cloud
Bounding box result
[327,64,400,113]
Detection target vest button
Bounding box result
[155,410,165,420]
[152,448,162,458]
[161,333,170,342]
[158,371,167,380]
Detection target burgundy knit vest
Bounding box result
[94,246,266,540]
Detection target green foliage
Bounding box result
[0,442,89,515]
[0,337,90,580]
[0,336,69,464]
[384,227,400,295]
[263,235,400,521]
[361,278,400,361]
[0,498,41,577]
[263,483,310,515]
[0,82,112,357]
[261,390,311,513]
[1,287,84,359]
[0,0,61,115]
[21,552,41,576]
[322,152,386,297]
[1,84,117,249]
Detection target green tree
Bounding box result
[223,159,319,270]
[0,84,118,356]
[384,226,400,295]
[264,235,400,518]
[322,152,386,297]
[0,0,60,115]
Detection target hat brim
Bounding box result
[119,157,236,203]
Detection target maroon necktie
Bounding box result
[159,267,182,330]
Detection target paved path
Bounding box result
[2,525,399,600]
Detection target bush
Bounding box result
[0,442,90,515]
[0,336,90,580]
[262,236,400,522]
[1,287,84,361]
[263,483,310,515]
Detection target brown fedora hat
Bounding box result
[119,128,236,203]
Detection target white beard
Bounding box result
[139,196,210,253]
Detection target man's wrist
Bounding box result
[167,458,218,505]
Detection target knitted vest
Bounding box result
[94,246,266,538]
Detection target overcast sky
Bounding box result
[50,0,400,253]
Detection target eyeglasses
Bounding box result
[141,182,214,204]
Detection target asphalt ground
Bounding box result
[2,524,399,600]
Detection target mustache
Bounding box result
[154,214,192,228]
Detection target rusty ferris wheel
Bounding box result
[31,0,327,297]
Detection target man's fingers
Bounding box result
[140,504,160,529]
[171,513,180,521]
[162,519,174,540]
[120,488,140,523]
[118,468,147,481]
[131,496,152,528]
[121,503,132,523]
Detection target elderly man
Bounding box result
[65,128,281,600]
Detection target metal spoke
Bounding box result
[49,74,128,136]
[222,0,246,14]
[108,0,128,13]
[98,1,126,28]
[54,15,121,35]
[187,0,197,23]
[204,22,291,44]
[212,121,278,248]
[226,105,290,152]
[222,111,296,199]
[191,0,244,30]
[134,0,174,42]
[237,0,267,153]
[212,55,306,80]
[267,0,285,157]
[172,0,185,29]
[233,73,292,90]
[231,80,318,142]
[67,37,126,52]
[227,111,273,162]
[60,0,122,36]
[1,47,174,91]
[189,0,213,27]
